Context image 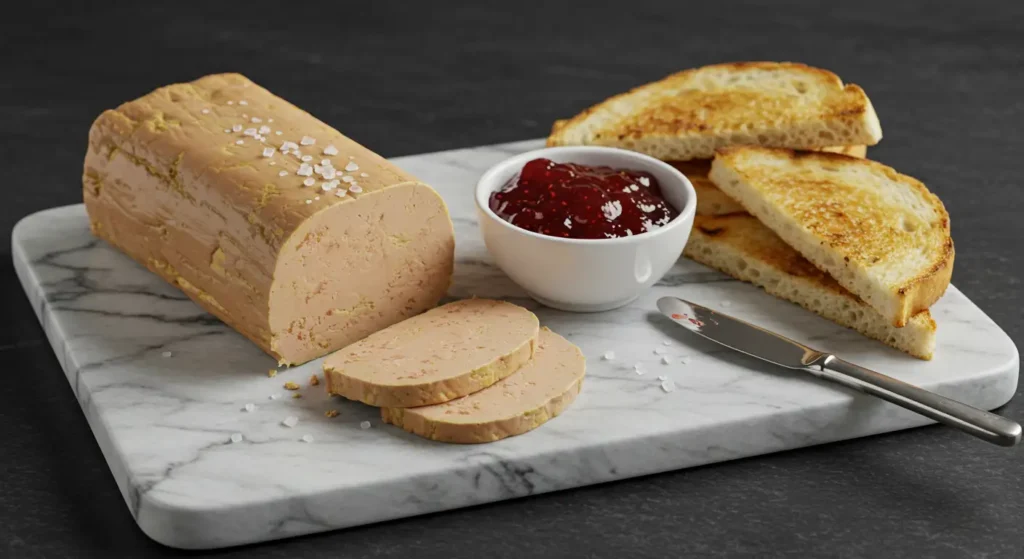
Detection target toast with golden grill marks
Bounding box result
[669,144,868,217]
[547,62,882,161]
[684,213,936,359]
[709,146,954,327]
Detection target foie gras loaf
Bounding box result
[83,73,455,365]
[323,299,539,407]
[381,328,586,444]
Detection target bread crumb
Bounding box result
[325,410,340,418]
[284,381,300,390]
[268,369,278,378]
[309,374,320,386]
[292,393,302,399]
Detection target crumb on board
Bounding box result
[325,410,340,418]
[268,369,278,378]
[309,374,320,386]
[284,381,300,390]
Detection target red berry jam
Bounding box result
[489,158,679,240]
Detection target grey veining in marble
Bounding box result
[12,139,1018,550]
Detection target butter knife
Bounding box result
[657,296,1021,447]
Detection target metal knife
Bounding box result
[657,296,1021,447]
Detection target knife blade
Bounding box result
[656,296,1022,447]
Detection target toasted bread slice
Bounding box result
[670,145,867,216]
[547,62,882,161]
[685,214,936,359]
[710,147,954,327]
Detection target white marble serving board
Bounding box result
[13,139,1018,550]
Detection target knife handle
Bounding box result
[814,356,1022,447]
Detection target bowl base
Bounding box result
[527,292,639,313]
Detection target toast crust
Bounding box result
[548,62,882,160]
[685,213,936,359]
[710,147,953,327]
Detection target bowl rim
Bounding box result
[474,145,697,246]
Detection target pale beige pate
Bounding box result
[83,73,455,365]
[381,327,586,443]
[323,299,539,407]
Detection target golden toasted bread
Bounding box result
[710,147,953,327]
[669,145,867,216]
[685,214,935,359]
[547,62,882,161]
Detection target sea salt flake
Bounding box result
[280,141,298,151]
[320,159,331,166]
[301,434,314,443]
[243,403,256,412]
[232,124,243,132]
[323,144,338,155]
[297,163,313,176]
[335,190,347,197]
[564,217,572,229]
[661,379,676,393]
[282,416,298,428]
[275,131,282,136]
[303,177,315,187]
[230,433,243,443]
[341,175,355,183]
[314,196,320,200]
[224,129,230,133]
[359,420,371,430]
[268,161,276,166]
[301,155,313,162]
[262,147,276,158]
[300,136,316,146]
[238,100,248,106]
[305,199,312,204]
[201,108,210,114]
[639,177,650,187]
[241,114,248,119]
[251,117,262,123]
[244,128,258,138]
[258,125,271,135]
[639,203,657,213]
[278,170,288,177]
[235,139,245,145]
[601,200,623,221]
[630,184,639,192]
[345,161,359,172]
[322,168,337,180]
[227,101,234,105]
[349,185,363,194]
[268,118,274,123]
[360,172,369,177]
[602,351,615,361]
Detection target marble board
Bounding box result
[13,139,1018,550]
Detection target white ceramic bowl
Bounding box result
[475,146,697,312]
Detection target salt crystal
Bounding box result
[262,147,276,158]
[602,351,615,361]
[280,141,298,151]
[251,117,262,123]
[301,434,314,443]
[275,131,282,136]
[230,433,243,443]
[224,129,230,133]
[227,100,234,105]
[305,200,312,204]
[334,190,347,198]
[322,168,337,180]
[258,125,271,135]
[297,163,313,176]
[359,420,371,429]
[235,140,244,145]
[320,159,331,166]
[301,155,313,162]
[278,170,288,177]
[344,161,359,172]
[661,356,671,365]
[268,118,274,123]
[241,113,248,119]
[314,196,320,201]
[661,379,676,393]
[201,108,210,114]
[341,175,355,183]
[243,403,256,412]
[232,124,243,132]
[282,416,299,428]
[303,177,315,187]
[360,172,369,177]
[300,136,316,146]
[323,144,338,156]
[349,185,363,194]
[238,100,248,106]
[639,177,650,187]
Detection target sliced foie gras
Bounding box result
[381,328,585,444]
[323,299,539,407]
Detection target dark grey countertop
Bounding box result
[2,1,1022,557]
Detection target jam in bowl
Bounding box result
[475,146,697,312]
[488,158,680,240]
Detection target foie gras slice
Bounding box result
[381,327,586,444]
[83,73,455,365]
[323,299,539,407]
